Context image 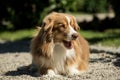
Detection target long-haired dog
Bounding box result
[30,12,89,76]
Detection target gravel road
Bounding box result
[0,45,120,80]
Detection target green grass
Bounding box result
[80,29,120,47]
[0,29,120,47]
[0,29,35,41]
[68,12,92,16]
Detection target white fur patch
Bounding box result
[52,43,66,73]
[68,66,85,75]
[66,48,75,59]
[47,69,56,77]
[65,16,77,40]
[68,67,80,75]
[52,43,76,73]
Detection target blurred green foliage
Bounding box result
[0,0,117,31]
[84,0,108,13]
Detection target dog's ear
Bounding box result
[70,15,80,31]
[33,17,54,58]
[73,20,80,31]
[38,17,54,43]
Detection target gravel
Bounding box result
[0,45,120,80]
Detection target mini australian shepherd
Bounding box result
[30,12,90,76]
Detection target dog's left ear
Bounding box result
[39,17,54,43]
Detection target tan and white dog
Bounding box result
[30,12,90,76]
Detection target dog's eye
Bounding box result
[58,24,66,32]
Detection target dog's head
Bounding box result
[39,12,80,49]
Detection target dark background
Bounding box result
[0,0,120,31]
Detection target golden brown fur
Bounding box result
[30,12,90,76]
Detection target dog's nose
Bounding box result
[72,33,78,40]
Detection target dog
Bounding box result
[30,12,90,76]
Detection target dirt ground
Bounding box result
[0,45,120,80]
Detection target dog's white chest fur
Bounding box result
[50,43,75,74]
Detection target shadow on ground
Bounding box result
[90,49,120,67]
[0,38,31,53]
[5,66,37,77]
[5,69,31,76]
[5,64,39,77]
[113,54,120,67]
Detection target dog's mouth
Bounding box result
[63,40,73,49]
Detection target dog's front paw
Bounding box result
[68,68,85,76]
[47,69,56,77]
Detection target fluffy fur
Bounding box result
[30,12,90,76]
